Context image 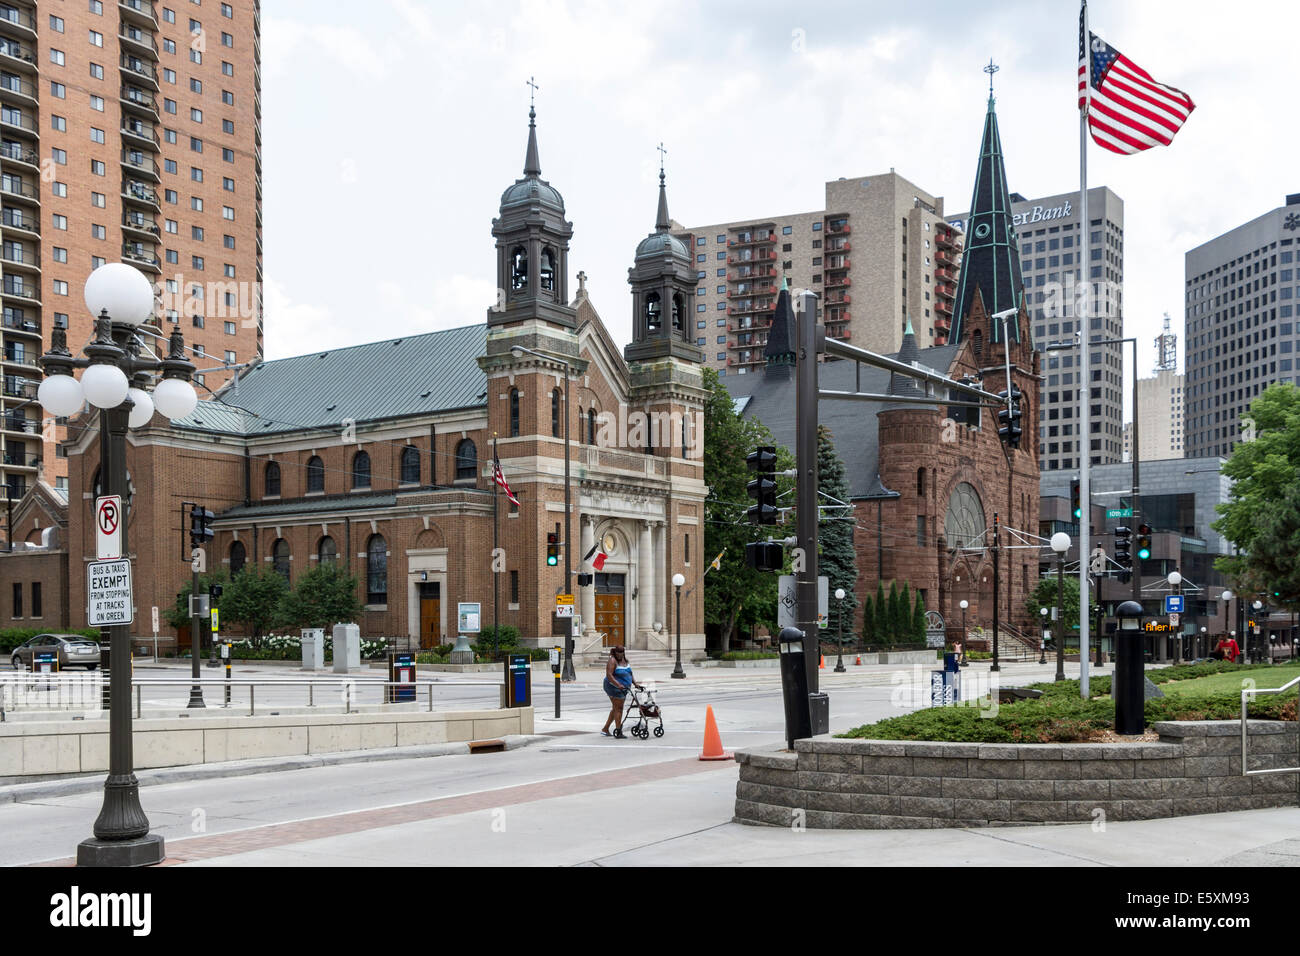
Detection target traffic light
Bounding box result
[1070,478,1082,520]
[746,445,778,525]
[209,583,223,600]
[947,375,981,429]
[1113,525,1132,584]
[545,532,559,567]
[744,541,784,572]
[1136,524,1153,561]
[996,386,1023,449]
[189,505,215,547]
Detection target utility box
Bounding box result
[301,628,325,670]
[503,653,531,708]
[387,652,416,703]
[332,623,361,673]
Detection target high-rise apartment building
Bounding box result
[1184,194,1300,460]
[677,171,961,376]
[1123,367,1185,462]
[0,0,262,499]
[949,186,1125,473]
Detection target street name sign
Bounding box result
[88,559,133,626]
[1105,508,1133,519]
[95,495,122,560]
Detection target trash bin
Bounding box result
[387,651,416,703]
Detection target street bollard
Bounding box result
[552,645,561,719]
[222,641,231,707]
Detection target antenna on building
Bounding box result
[1154,311,1177,371]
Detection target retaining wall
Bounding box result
[0,707,533,778]
[734,721,1299,829]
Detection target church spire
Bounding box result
[523,104,541,178]
[655,142,670,230]
[951,68,1024,345]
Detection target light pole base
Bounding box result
[77,832,165,868]
[833,664,846,673]
[186,688,206,708]
[670,665,685,679]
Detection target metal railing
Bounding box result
[1240,674,1300,776]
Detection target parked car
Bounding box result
[10,634,101,670]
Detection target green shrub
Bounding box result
[477,625,519,648]
[720,650,779,661]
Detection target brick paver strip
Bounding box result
[37,756,735,866]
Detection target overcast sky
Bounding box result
[259,0,1298,388]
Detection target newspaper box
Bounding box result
[387,652,416,703]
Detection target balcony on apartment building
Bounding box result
[728,230,777,248]
[0,138,36,171]
[2,343,36,371]
[122,178,160,210]
[727,296,777,316]
[0,71,35,105]
[121,115,160,150]
[727,249,777,265]
[934,298,953,316]
[119,24,160,60]
[826,238,851,253]
[0,240,36,273]
[119,55,159,90]
[2,374,33,399]
[0,276,37,304]
[825,256,850,271]
[121,241,160,272]
[825,292,851,306]
[0,4,35,41]
[0,37,35,73]
[0,207,36,237]
[2,308,39,338]
[824,275,851,290]
[827,221,851,235]
[0,105,36,137]
[2,447,38,470]
[122,211,160,239]
[0,413,37,437]
[729,265,776,281]
[120,149,160,181]
[119,0,160,30]
[121,84,160,119]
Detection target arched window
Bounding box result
[587,407,596,446]
[917,467,926,497]
[509,387,520,437]
[455,439,477,480]
[944,482,986,550]
[272,538,290,580]
[229,540,245,575]
[576,407,584,444]
[351,450,371,489]
[400,445,420,484]
[672,293,684,331]
[366,534,388,605]
[264,461,281,497]
[645,292,661,333]
[540,247,555,292]
[551,389,561,438]
[510,246,528,292]
[317,536,336,565]
[306,456,325,493]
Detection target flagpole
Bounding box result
[1077,0,1091,699]
[493,432,499,661]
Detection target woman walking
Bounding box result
[601,646,640,738]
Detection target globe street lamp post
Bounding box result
[1039,607,1048,664]
[834,588,846,672]
[1199,626,1207,662]
[671,572,685,679]
[1222,589,1235,661]
[1253,599,1265,664]
[38,264,198,867]
[958,600,968,667]
[1168,570,1183,664]
[1051,532,1071,682]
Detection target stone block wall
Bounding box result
[734,721,1299,829]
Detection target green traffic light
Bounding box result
[1137,547,1151,560]
[546,555,558,566]
[1073,508,1082,519]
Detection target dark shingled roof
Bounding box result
[723,341,961,499]
[173,323,488,436]
[217,492,399,521]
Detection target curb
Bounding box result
[0,734,550,804]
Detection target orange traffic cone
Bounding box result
[819,654,825,669]
[855,654,861,666]
[699,705,733,761]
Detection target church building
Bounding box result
[20,105,709,660]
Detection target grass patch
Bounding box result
[1159,663,1300,698]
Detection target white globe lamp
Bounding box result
[84,262,155,326]
[152,377,198,419]
[126,387,155,428]
[1050,531,1071,555]
[37,374,84,417]
[80,363,130,409]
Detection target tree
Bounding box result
[861,594,875,643]
[222,566,289,648]
[278,563,364,630]
[1213,383,1300,610]
[700,366,792,652]
[816,425,858,621]
[912,590,926,643]
[1025,574,1099,638]
[888,581,902,642]
[875,581,888,642]
[1237,480,1300,610]
[164,570,229,631]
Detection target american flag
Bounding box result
[492,454,520,507]
[1077,4,1194,155]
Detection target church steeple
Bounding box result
[763,279,796,380]
[489,91,575,329]
[950,73,1024,345]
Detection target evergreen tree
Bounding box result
[887,581,901,643]
[816,425,858,621]
[913,590,926,643]
[875,581,888,642]
[861,595,875,644]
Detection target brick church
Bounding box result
[5,105,709,660]
[725,90,1042,644]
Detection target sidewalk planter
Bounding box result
[734,721,1299,829]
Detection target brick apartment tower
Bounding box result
[0,0,262,499]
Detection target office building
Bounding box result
[1184,194,1300,459]
[1123,367,1184,462]
[0,0,263,501]
[950,186,1126,473]
[678,171,961,375]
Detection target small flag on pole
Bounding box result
[582,541,608,570]
[1078,4,1194,155]
[709,550,724,572]
[492,453,520,507]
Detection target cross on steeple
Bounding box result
[656,141,668,177]
[526,75,540,109]
[984,58,999,95]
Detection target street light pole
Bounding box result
[834,588,846,672]
[671,573,685,679]
[1051,532,1070,682]
[1039,607,1048,664]
[959,600,968,667]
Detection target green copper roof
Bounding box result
[951,94,1024,345]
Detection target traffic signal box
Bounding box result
[1070,478,1082,521]
[189,505,215,547]
[1114,525,1132,584]
[545,532,559,567]
[997,385,1023,449]
[744,445,783,572]
[1136,524,1153,561]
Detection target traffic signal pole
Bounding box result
[795,291,821,698]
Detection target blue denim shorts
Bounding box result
[603,677,628,699]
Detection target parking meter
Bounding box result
[778,626,812,749]
[551,645,561,719]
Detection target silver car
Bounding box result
[10,634,102,671]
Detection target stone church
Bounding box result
[724,91,1043,645]
[11,106,710,660]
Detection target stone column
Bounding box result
[580,516,596,638]
[638,520,655,641]
[653,520,668,648]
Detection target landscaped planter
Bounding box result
[734,721,1299,829]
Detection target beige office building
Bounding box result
[0,0,262,500]
[676,171,961,376]
[1123,367,1185,462]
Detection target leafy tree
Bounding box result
[700,366,792,652]
[278,563,364,630]
[816,425,858,621]
[223,566,289,648]
[1213,383,1300,610]
[1025,574,1099,638]
[164,570,229,630]
[861,595,875,644]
